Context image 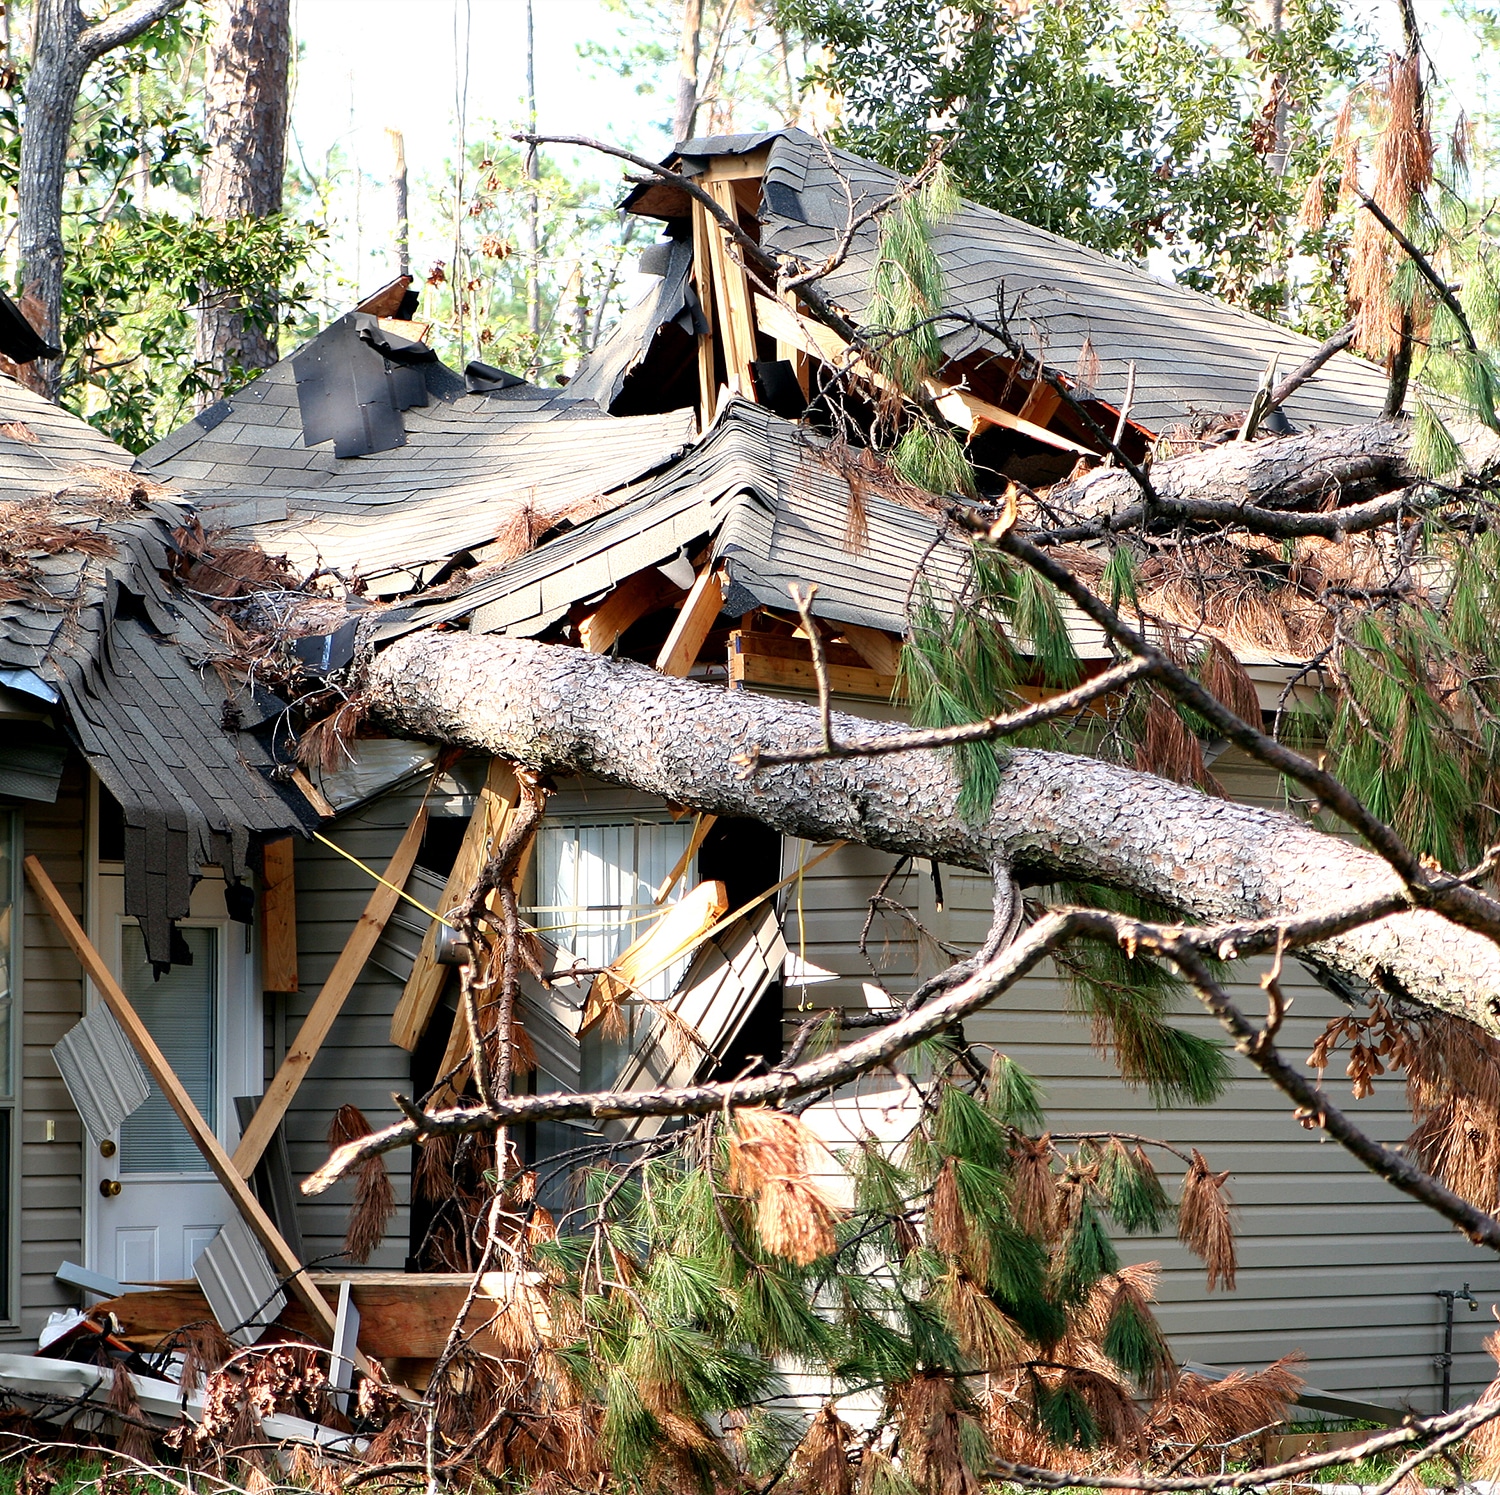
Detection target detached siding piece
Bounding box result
[780,755,1498,1413]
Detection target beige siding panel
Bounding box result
[782,776,1495,1412]
[15,762,86,1345]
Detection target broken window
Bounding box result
[526,816,698,1090]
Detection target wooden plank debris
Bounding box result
[23,856,343,1348]
[655,565,725,677]
[234,806,429,1177]
[581,879,730,1033]
[729,629,898,700]
[701,181,758,397]
[691,202,719,425]
[391,761,518,1051]
[260,836,299,993]
[654,813,716,904]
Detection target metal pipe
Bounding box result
[1435,1283,1479,1411]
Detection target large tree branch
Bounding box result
[363,632,1500,1031]
[79,0,185,61]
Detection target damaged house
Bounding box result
[0,127,1489,1431]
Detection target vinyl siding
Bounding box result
[782,746,1495,1414]
[16,759,86,1345]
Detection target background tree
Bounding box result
[18,0,188,400]
[776,0,1369,322]
[194,0,291,400]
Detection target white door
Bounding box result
[87,872,260,1284]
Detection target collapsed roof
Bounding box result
[582,128,1388,442]
[139,311,695,596]
[0,130,1402,962]
[0,373,309,964]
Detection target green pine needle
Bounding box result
[1096,1141,1174,1234]
[891,421,976,496]
[935,1083,1009,1170]
[1102,1288,1173,1388]
[1411,399,1465,480]
[1036,1379,1099,1449]
[1055,1200,1120,1303]
[985,1053,1046,1130]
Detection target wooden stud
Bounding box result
[836,623,904,678]
[288,767,335,820]
[655,565,725,678]
[22,856,345,1350]
[390,761,519,1052]
[234,806,430,1177]
[1018,378,1064,427]
[930,387,1092,456]
[690,200,718,429]
[260,837,298,994]
[654,813,716,904]
[703,179,757,398]
[578,568,687,655]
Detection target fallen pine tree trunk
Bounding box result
[366,631,1500,1035]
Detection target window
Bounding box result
[527,817,696,1090]
[118,924,218,1175]
[0,813,19,1324]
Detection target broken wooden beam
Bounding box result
[655,564,725,677]
[235,806,430,1177]
[729,629,899,699]
[390,760,518,1052]
[578,568,687,654]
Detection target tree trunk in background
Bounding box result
[195,0,290,402]
[673,0,702,143]
[18,0,186,400]
[367,631,1500,1037]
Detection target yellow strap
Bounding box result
[312,830,454,928]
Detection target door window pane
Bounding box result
[119,925,217,1174]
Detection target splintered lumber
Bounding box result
[234,806,430,1177]
[579,568,687,654]
[430,829,538,1105]
[655,565,725,677]
[390,760,519,1051]
[691,202,718,424]
[260,838,298,993]
[1018,376,1064,425]
[931,387,1092,455]
[580,879,730,1033]
[654,813,716,904]
[22,857,342,1349]
[700,182,757,396]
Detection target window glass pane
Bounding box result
[120,925,217,1174]
[530,818,695,1090]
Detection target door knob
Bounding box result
[99,1178,121,1198]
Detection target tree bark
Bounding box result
[366,632,1500,1036]
[672,0,702,143]
[18,0,187,400]
[195,0,290,400]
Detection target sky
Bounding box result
[284,0,686,308]
[281,0,1500,318]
